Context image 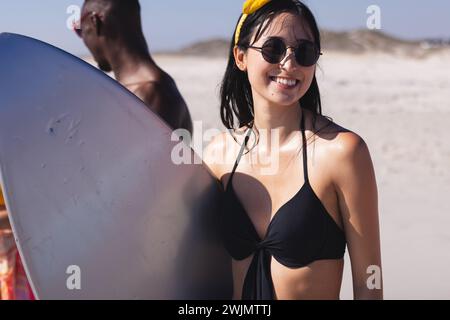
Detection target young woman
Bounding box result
[204,0,382,300]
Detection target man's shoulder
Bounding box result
[134,74,180,105]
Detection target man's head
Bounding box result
[78,0,143,72]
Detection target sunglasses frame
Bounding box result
[246,37,322,67]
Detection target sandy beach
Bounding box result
[150,50,450,299]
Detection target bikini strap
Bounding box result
[227,128,252,189]
[300,109,309,184]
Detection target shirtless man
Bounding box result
[76,0,193,134]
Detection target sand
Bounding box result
[153,51,450,299]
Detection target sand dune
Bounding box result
[158,29,450,59]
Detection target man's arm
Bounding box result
[133,81,193,135]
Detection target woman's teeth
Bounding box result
[270,76,298,87]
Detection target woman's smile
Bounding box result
[269,75,301,90]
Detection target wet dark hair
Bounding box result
[220,0,327,133]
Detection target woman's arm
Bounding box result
[332,132,383,300]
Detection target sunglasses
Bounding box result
[246,37,322,67]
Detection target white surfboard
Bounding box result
[0,33,232,299]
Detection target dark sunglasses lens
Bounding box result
[295,41,320,66]
[261,38,286,64]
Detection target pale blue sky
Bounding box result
[0,0,449,56]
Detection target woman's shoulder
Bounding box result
[305,110,367,156]
[308,112,372,181]
[321,123,368,160]
[203,128,246,180]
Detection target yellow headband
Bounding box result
[234,0,271,45]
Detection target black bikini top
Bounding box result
[220,110,346,300]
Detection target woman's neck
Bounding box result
[252,100,303,148]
